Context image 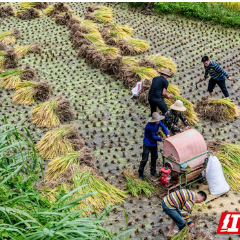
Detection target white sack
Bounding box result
[131,82,142,98]
[206,155,230,195]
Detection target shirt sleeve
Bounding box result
[204,67,209,79]
[152,131,162,142]
[215,63,229,78]
[159,121,169,136]
[181,204,193,224]
[180,113,189,126]
[164,112,180,133]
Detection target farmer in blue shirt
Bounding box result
[202,56,231,99]
[138,112,170,180]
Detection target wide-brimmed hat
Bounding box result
[170,100,186,111]
[149,112,165,123]
[160,68,172,78]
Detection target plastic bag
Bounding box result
[206,155,230,195]
[131,82,142,98]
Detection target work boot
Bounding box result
[151,172,160,177]
[138,170,144,181]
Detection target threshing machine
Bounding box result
[159,129,209,195]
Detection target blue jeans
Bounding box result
[162,200,186,231]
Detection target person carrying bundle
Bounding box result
[148,68,172,116]
[138,112,169,180]
[163,100,189,136]
[202,56,231,99]
[162,189,207,236]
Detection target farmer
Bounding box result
[148,68,172,116]
[202,56,231,99]
[162,189,207,236]
[163,100,189,136]
[138,112,170,180]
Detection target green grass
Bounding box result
[0,119,133,239]
[128,2,240,28]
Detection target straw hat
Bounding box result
[170,100,186,111]
[149,112,165,123]
[160,68,172,78]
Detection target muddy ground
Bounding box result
[1,2,240,239]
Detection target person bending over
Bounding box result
[202,55,231,99]
[162,189,207,236]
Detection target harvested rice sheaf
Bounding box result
[217,142,240,191]
[0,49,18,70]
[14,43,41,58]
[20,2,48,10]
[15,8,43,20]
[0,28,21,45]
[0,65,37,89]
[127,66,158,81]
[85,5,113,23]
[12,80,51,105]
[36,124,85,159]
[165,96,199,125]
[31,95,74,128]
[123,170,157,197]
[72,166,126,214]
[0,5,14,18]
[46,148,95,181]
[45,3,73,17]
[195,97,239,121]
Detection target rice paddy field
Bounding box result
[1,2,240,240]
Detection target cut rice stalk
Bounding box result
[31,97,60,127]
[12,81,38,105]
[121,56,138,66]
[92,6,113,23]
[14,44,34,58]
[20,2,36,9]
[107,24,133,41]
[125,37,149,54]
[128,66,158,81]
[72,166,126,214]
[0,29,20,45]
[217,143,240,191]
[167,83,180,96]
[36,124,84,159]
[95,45,119,58]
[123,170,157,197]
[147,54,177,74]
[12,80,51,105]
[195,98,239,121]
[0,69,23,89]
[31,95,74,127]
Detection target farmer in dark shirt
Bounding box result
[164,100,189,136]
[148,68,172,116]
[202,56,231,99]
[138,112,170,180]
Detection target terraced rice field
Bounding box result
[1,2,240,239]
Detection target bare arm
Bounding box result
[162,88,171,99]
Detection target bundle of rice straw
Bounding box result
[31,95,74,127]
[0,49,18,71]
[45,3,73,16]
[165,96,199,125]
[217,142,240,191]
[12,80,51,105]
[0,65,37,89]
[146,54,177,74]
[123,170,157,197]
[14,43,41,58]
[36,124,85,159]
[195,97,239,121]
[45,148,95,181]
[85,5,113,23]
[15,8,43,19]
[0,28,21,45]
[20,2,48,10]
